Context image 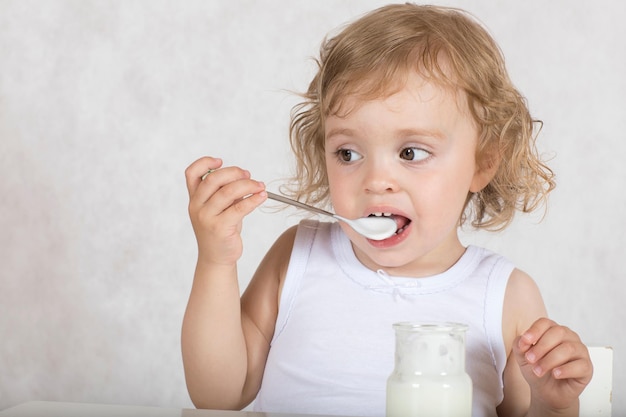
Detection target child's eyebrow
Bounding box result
[325,127,355,141]
[326,127,445,141]
[396,128,446,141]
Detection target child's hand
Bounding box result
[185,156,266,266]
[513,318,593,411]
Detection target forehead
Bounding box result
[327,69,471,124]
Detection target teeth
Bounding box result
[371,212,392,217]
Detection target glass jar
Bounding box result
[386,322,472,417]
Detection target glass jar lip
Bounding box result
[392,321,468,332]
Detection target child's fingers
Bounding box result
[204,178,266,220]
[552,355,594,384]
[185,156,223,196]
[221,187,268,223]
[189,166,252,214]
[517,317,558,352]
[515,318,565,372]
[528,324,574,356]
[526,340,587,378]
[518,318,592,379]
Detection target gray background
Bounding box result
[1,0,624,414]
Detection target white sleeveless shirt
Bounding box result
[254,220,512,417]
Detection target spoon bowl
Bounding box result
[266,191,397,240]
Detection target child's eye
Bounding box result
[336,148,363,163]
[400,147,430,161]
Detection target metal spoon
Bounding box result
[199,170,397,240]
[266,191,397,241]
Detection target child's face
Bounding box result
[324,71,486,276]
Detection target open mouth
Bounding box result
[368,212,412,236]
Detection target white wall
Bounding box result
[1,0,624,413]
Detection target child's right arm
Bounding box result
[180,157,291,410]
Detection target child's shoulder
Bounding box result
[463,245,516,275]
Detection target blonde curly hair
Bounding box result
[287,3,555,230]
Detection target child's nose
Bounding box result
[363,162,399,194]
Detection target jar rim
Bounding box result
[392,321,468,332]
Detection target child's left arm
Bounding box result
[514,318,593,417]
[498,269,593,417]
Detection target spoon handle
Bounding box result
[266,191,334,219]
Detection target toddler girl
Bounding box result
[182,4,592,416]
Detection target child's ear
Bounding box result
[470,149,500,192]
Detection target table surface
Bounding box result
[0,401,356,417]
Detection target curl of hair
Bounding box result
[286,3,555,230]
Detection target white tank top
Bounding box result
[254,220,512,417]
